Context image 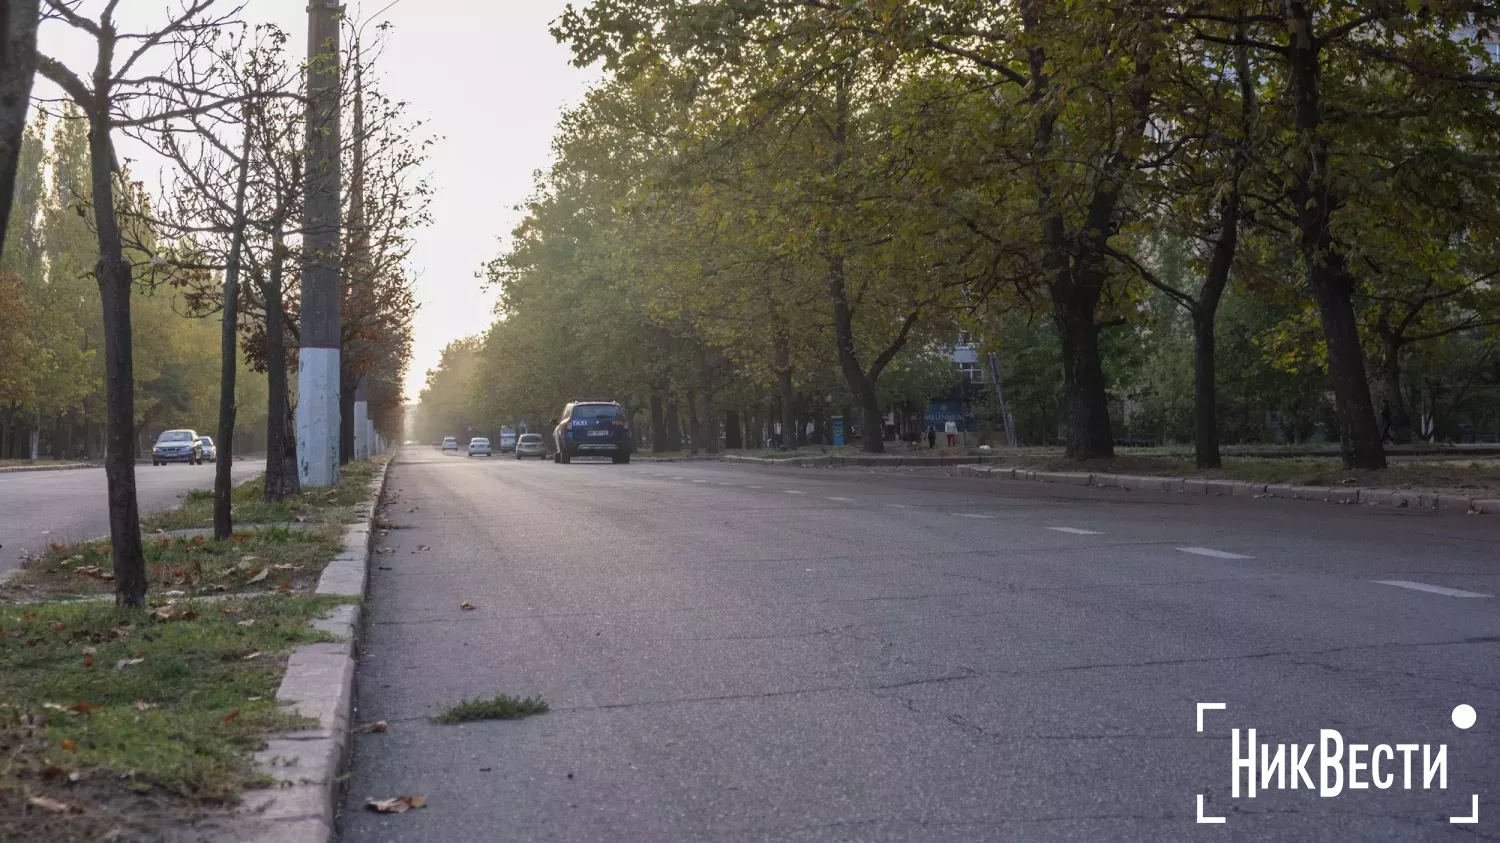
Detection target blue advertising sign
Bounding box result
[831,416,845,447]
[923,401,974,431]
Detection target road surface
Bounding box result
[0,460,263,573]
[342,447,1499,842]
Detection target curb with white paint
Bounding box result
[236,455,392,843]
[0,462,95,474]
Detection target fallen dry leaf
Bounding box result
[40,764,79,782]
[460,602,476,610]
[294,514,312,522]
[80,647,96,656]
[28,794,78,814]
[242,652,262,661]
[60,739,77,751]
[220,709,241,724]
[365,795,426,813]
[245,568,269,584]
[150,605,199,622]
[132,700,156,710]
[358,721,389,733]
[415,544,430,552]
[376,547,395,555]
[237,619,256,627]
[67,702,98,713]
[115,658,144,670]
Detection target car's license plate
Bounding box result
[589,430,610,437]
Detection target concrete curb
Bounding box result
[237,456,392,843]
[0,462,95,474]
[718,454,1494,514]
[949,464,1492,514]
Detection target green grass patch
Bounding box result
[2,525,345,602]
[142,456,384,532]
[0,595,346,804]
[430,694,549,724]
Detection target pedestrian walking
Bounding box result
[927,425,937,449]
[944,419,958,447]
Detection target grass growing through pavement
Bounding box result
[1,525,344,602]
[142,457,382,532]
[0,595,346,838]
[430,694,549,724]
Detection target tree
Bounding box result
[36,0,241,605]
[0,0,39,254]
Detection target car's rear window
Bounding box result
[571,404,623,420]
[159,430,194,442]
[472,439,489,445]
[520,434,542,443]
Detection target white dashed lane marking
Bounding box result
[784,490,805,495]
[1177,547,1254,560]
[954,513,995,519]
[828,496,853,502]
[1376,580,1492,598]
[1048,527,1102,535]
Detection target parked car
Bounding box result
[515,433,547,459]
[152,429,204,465]
[197,435,217,463]
[467,437,492,457]
[498,426,517,453]
[442,437,458,452]
[553,400,631,464]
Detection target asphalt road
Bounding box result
[342,447,1499,842]
[0,460,263,573]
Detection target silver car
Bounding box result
[467,437,492,457]
[515,433,547,459]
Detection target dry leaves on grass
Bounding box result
[358,721,389,733]
[365,795,426,813]
[245,568,268,584]
[132,700,156,710]
[220,709,240,725]
[114,658,144,670]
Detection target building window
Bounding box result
[959,362,985,383]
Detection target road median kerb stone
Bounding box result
[0,462,95,474]
[714,453,1487,515]
[237,456,392,843]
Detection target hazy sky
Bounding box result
[36,0,599,400]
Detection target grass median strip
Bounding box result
[2,525,344,603]
[430,695,549,724]
[0,595,348,841]
[143,458,379,532]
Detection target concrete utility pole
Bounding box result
[298,0,344,486]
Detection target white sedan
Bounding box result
[467,437,492,457]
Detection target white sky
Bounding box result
[36,0,599,400]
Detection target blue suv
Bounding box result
[553,401,631,464]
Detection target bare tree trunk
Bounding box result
[262,237,301,501]
[0,0,39,256]
[724,409,741,450]
[1285,1,1385,469]
[665,403,681,452]
[338,368,356,465]
[686,388,700,456]
[214,118,254,540]
[649,386,666,453]
[1380,336,1412,444]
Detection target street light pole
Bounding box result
[298,0,344,487]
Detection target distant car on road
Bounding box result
[442,437,458,452]
[467,437,492,457]
[152,429,204,466]
[553,401,631,464]
[515,433,546,459]
[197,435,217,463]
